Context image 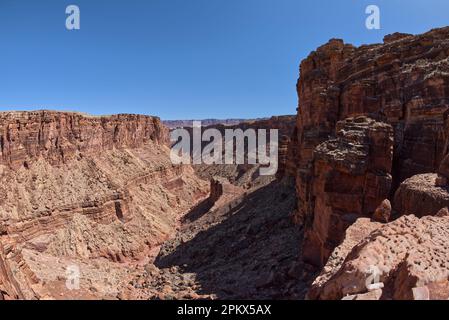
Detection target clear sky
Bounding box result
[1,0,448,119]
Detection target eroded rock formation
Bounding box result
[393,173,449,217]
[0,111,207,299]
[302,117,393,266]
[0,111,169,169]
[181,115,296,187]
[308,215,449,300]
[290,26,449,268]
[208,176,244,207]
[290,27,449,300]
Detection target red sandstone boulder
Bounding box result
[308,215,449,300]
[373,199,391,223]
[394,173,449,217]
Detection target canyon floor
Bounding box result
[126,176,311,300]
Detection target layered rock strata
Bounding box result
[290,27,449,267]
[181,115,296,187]
[302,117,393,266]
[0,110,169,169]
[0,111,207,300]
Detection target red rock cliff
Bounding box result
[0,111,209,300]
[291,27,449,267]
[0,110,169,169]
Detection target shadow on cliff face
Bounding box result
[155,178,310,299]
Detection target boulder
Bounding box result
[373,199,391,223]
[308,215,449,300]
[394,174,449,217]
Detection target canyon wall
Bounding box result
[302,116,393,266]
[179,115,296,186]
[290,27,449,267]
[0,110,169,169]
[0,111,207,300]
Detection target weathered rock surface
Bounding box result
[308,215,449,300]
[0,111,207,300]
[302,117,393,266]
[373,199,391,223]
[0,110,169,169]
[290,26,449,267]
[307,218,381,300]
[393,173,449,217]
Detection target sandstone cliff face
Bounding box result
[0,111,207,300]
[302,116,393,266]
[0,111,169,169]
[291,27,449,267]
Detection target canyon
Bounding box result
[2,26,449,300]
[0,110,304,300]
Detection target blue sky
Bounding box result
[0,0,448,119]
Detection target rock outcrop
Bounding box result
[308,215,449,300]
[373,199,391,223]
[393,173,449,217]
[290,26,449,267]
[208,176,244,207]
[302,116,393,266]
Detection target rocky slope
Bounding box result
[308,215,449,300]
[136,177,307,300]
[0,111,208,300]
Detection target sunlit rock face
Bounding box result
[289,27,449,267]
[302,116,393,267]
[0,111,207,300]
